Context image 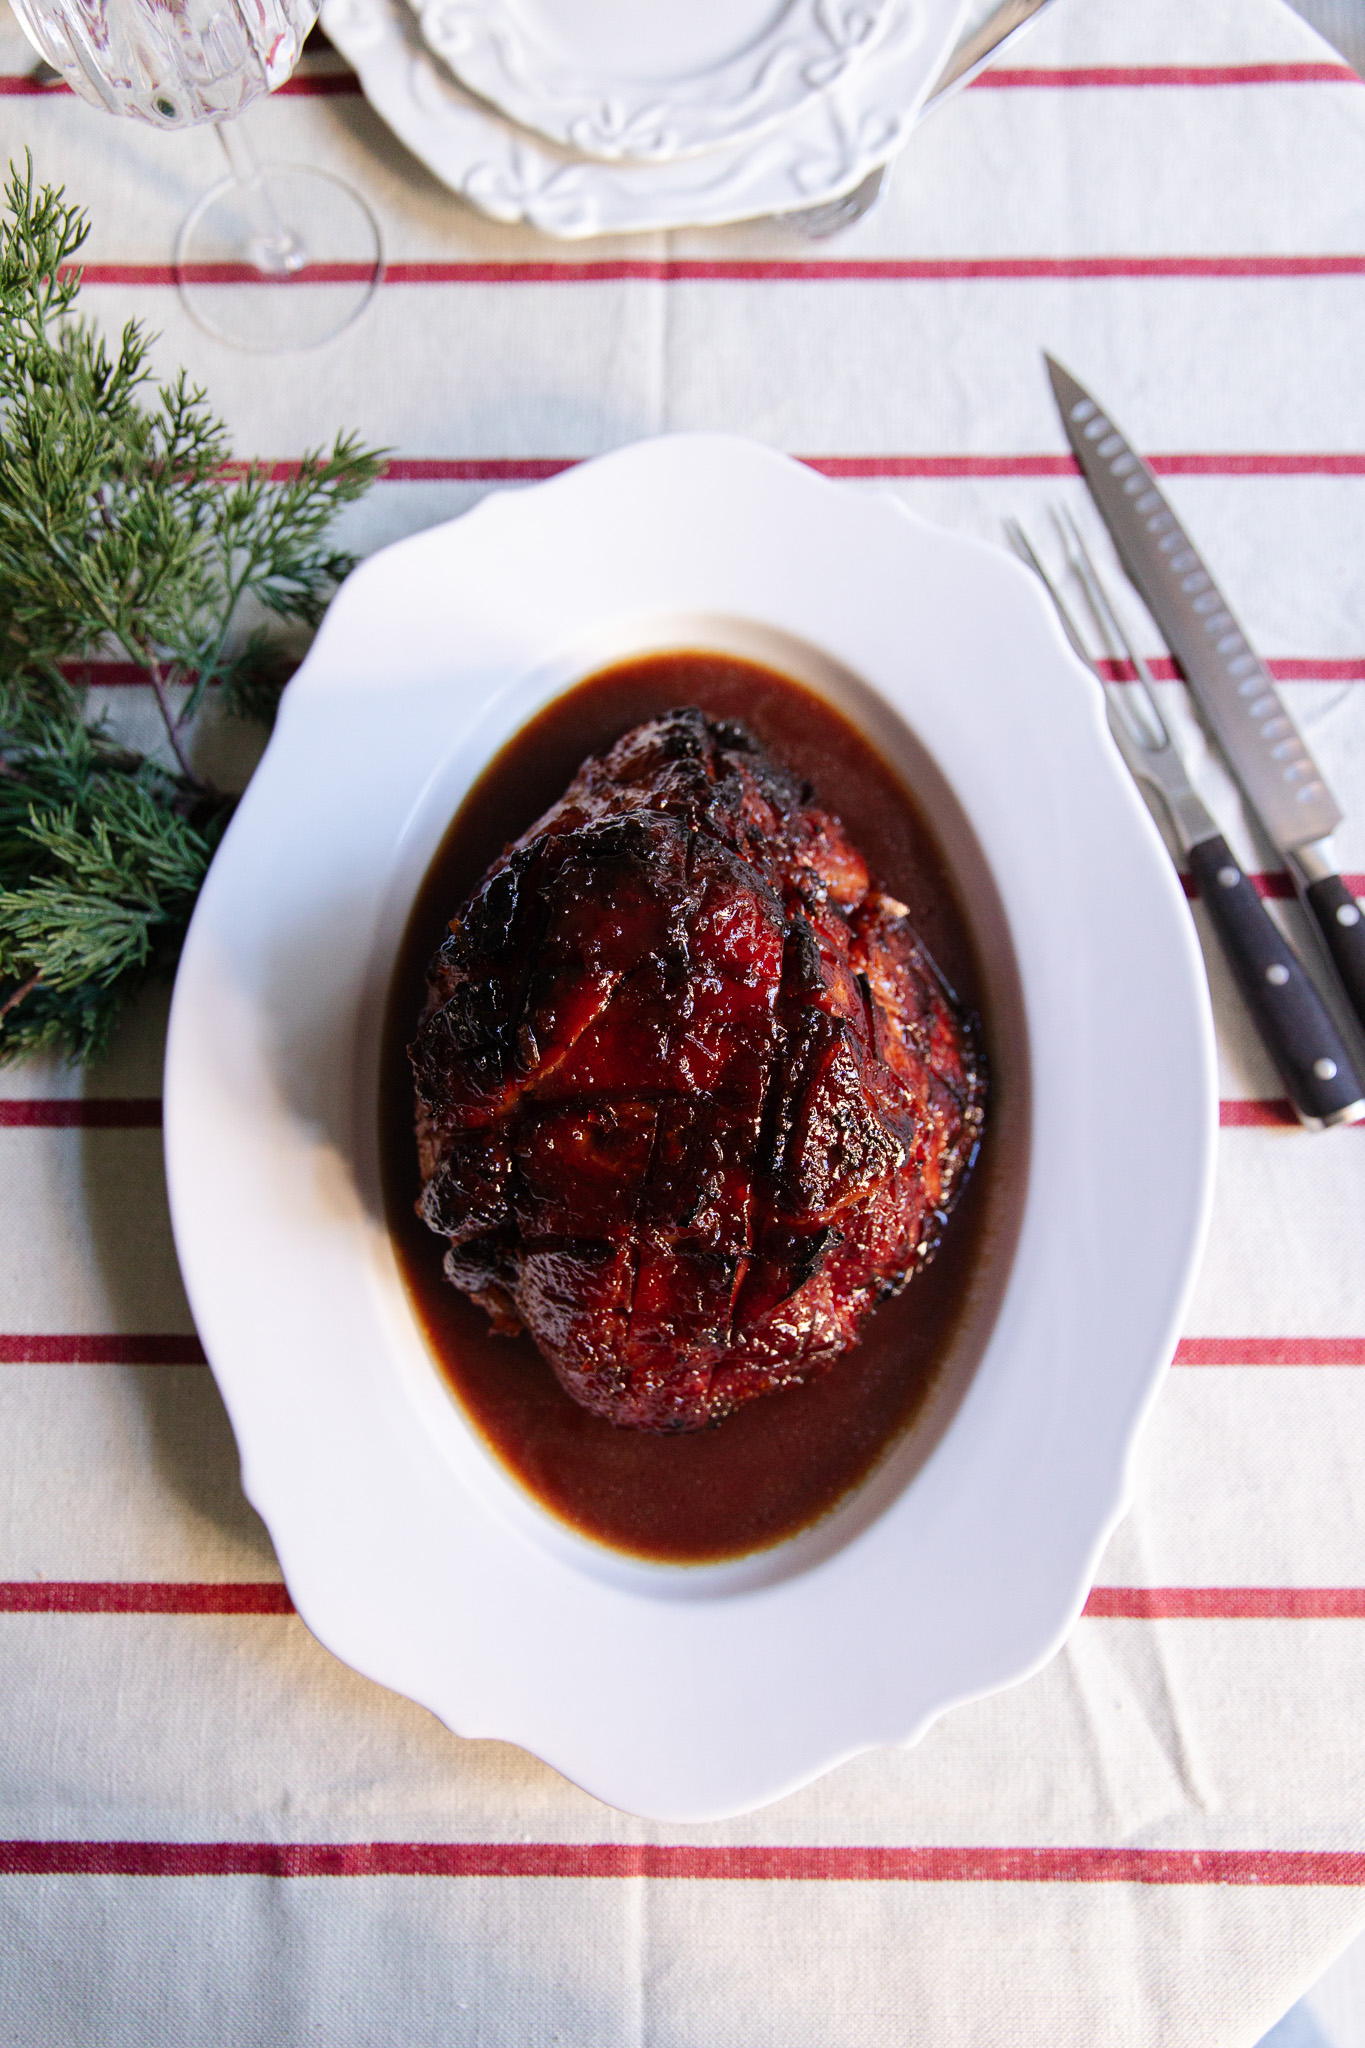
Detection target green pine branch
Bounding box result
[0,153,385,1062]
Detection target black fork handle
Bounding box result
[1189,836,1365,1128]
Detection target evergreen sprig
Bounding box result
[0,154,384,1062]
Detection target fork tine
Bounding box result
[1052,508,1163,696]
[1003,517,1095,670]
[1050,506,1174,753]
[1006,512,1167,775]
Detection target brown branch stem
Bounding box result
[0,972,41,1020]
[142,654,209,791]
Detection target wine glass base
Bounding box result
[176,164,382,352]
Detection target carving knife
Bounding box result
[1045,355,1365,1048]
[1006,513,1365,1131]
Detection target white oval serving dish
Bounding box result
[164,435,1216,1823]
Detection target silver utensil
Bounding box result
[1006,510,1365,1130]
[1045,354,1365,1048]
[785,166,889,240]
[930,0,1062,102]
[785,0,1062,237]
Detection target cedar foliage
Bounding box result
[0,154,382,1061]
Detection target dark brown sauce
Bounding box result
[380,651,993,1563]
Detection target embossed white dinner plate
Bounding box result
[165,436,1216,1823]
[416,0,910,164]
[321,0,966,236]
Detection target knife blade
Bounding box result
[1044,354,1365,1045]
[1005,512,1365,1131]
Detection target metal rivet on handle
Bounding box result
[1217,866,1241,888]
[1071,400,1096,422]
[1338,903,1362,928]
[1314,1058,1339,1081]
[1266,963,1290,986]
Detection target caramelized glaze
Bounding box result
[380,652,993,1562]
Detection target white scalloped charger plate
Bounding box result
[164,436,1216,1823]
[416,0,910,164]
[320,0,965,236]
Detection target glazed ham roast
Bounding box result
[410,708,984,1432]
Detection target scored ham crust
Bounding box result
[409,707,984,1431]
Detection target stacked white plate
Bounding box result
[319,0,971,237]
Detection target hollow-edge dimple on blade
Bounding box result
[1045,355,1342,856]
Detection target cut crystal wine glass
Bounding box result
[9,0,382,351]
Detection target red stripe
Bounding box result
[0,1098,161,1128]
[9,1329,1354,1367]
[0,1582,291,1614]
[374,453,1365,485]
[89,261,380,287]
[0,69,361,96]
[0,1334,205,1364]
[182,456,576,484]
[1216,1100,1365,1129]
[5,1324,1350,1367]
[0,1840,1360,1882]
[376,255,1365,285]
[11,1577,1365,1621]
[13,1577,1364,1620]
[1102,656,1365,683]
[272,72,362,95]
[378,456,576,483]
[65,255,1365,287]
[40,452,1365,491]
[1182,870,1365,901]
[1175,1336,1365,1365]
[809,453,1365,479]
[6,60,1356,98]
[67,651,1365,687]
[61,658,170,688]
[974,62,1360,88]
[1219,1099,1298,1128]
[1085,1587,1365,1619]
[6,1330,1358,1368]
[1146,453,1365,476]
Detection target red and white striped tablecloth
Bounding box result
[4,0,1365,2039]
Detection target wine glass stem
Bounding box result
[215,118,308,275]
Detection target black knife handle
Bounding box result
[1189,836,1365,1128]
[1304,874,1365,1043]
